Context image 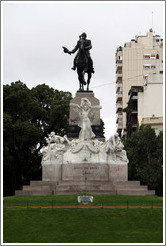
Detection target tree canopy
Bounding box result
[3,81,72,196]
[123,125,163,196]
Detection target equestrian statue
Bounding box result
[62,32,94,91]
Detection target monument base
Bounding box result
[15,163,155,196]
[42,163,127,182]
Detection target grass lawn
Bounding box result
[3,194,163,207]
[3,195,163,243]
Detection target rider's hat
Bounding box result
[81,32,87,37]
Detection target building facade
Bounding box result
[138,71,163,135]
[115,29,163,137]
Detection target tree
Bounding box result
[30,84,72,137]
[123,125,163,196]
[3,81,72,196]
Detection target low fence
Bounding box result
[3,200,163,209]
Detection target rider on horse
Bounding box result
[63,32,95,73]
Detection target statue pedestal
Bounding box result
[42,163,128,182]
[67,90,105,140]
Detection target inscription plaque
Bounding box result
[62,163,109,181]
[77,196,93,205]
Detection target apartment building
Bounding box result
[115,29,163,137]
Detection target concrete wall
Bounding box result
[138,84,163,119]
[138,72,163,132]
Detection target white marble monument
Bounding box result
[15,96,155,196]
[41,98,128,182]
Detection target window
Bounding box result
[117,87,123,94]
[118,118,123,125]
[150,54,156,59]
[143,65,151,70]
[151,65,156,70]
[156,54,159,59]
[144,74,149,79]
[144,74,148,86]
[143,54,150,59]
[143,65,156,70]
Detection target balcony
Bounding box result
[116,77,122,84]
[116,69,122,74]
[132,123,137,128]
[116,87,123,95]
[116,82,122,88]
[131,109,137,114]
[116,60,122,64]
[116,93,122,102]
[116,85,122,93]
[130,95,138,100]
[116,63,123,73]
[116,102,123,112]
[126,114,138,131]
[116,73,122,81]
[116,92,122,100]
[117,110,123,116]
[116,47,123,57]
[116,115,123,126]
[116,113,123,123]
[116,80,122,85]
[116,51,123,63]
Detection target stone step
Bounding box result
[117,190,155,196]
[15,188,155,196]
[55,190,116,195]
[57,180,112,186]
[113,181,140,186]
[23,185,51,191]
[30,181,58,186]
[15,179,155,196]
[15,190,52,196]
[56,185,115,192]
[115,185,148,191]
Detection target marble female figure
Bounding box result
[70,98,101,141]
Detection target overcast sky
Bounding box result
[2,1,164,139]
